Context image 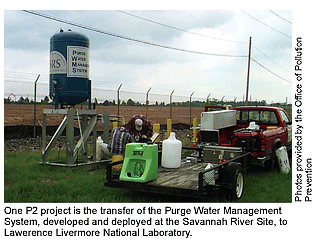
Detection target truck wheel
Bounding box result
[271,147,281,172]
[230,166,244,200]
[265,145,281,172]
[267,151,276,171]
[220,163,244,200]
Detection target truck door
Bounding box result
[279,110,292,145]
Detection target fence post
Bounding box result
[146,87,152,118]
[117,84,122,122]
[33,74,40,138]
[169,90,174,120]
[221,95,225,106]
[190,91,194,128]
[206,93,211,105]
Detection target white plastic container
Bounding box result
[96,136,104,161]
[162,132,182,168]
[275,146,290,174]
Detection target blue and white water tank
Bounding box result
[49,29,91,108]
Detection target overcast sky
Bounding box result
[4,8,293,104]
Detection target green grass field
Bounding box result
[4,150,292,203]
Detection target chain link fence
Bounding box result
[4,76,292,128]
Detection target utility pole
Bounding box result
[245,37,252,105]
[33,74,40,138]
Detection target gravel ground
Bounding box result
[4,130,192,152]
[4,136,67,152]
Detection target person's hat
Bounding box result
[135,119,143,130]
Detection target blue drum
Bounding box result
[50,29,91,108]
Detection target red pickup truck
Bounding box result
[198,106,292,171]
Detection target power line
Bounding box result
[269,10,292,24]
[118,10,293,80]
[242,11,292,39]
[22,10,247,58]
[252,44,290,73]
[117,10,248,44]
[118,10,293,81]
[251,58,291,83]
[11,11,292,95]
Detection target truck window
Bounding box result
[279,110,291,125]
[236,110,248,122]
[249,111,259,122]
[236,110,279,125]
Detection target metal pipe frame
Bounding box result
[41,109,98,166]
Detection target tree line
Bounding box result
[4,96,288,107]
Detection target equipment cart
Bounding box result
[104,147,251,201]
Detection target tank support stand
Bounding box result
[41,108,98,166]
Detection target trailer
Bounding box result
[104,146,251,201]
[105,106,291,201]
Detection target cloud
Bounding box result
[4,10,292,103]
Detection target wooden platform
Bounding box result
[147,162,210,190]
[105,151,251,199]
[106,161,214,198]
